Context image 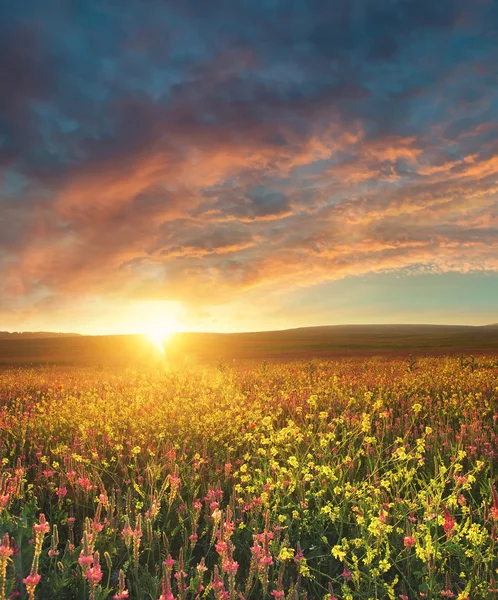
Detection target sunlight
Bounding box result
[144,326,177,353]
[130,300,183,353]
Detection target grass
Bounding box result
[0,325,497,366]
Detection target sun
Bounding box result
[144,326,178,352]
[131,301,183,353]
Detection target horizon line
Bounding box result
[2,321,497,338]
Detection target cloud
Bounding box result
[1,0,498,324]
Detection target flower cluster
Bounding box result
[0,356,497,598]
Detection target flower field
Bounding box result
[1,355,498,600]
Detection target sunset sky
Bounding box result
[1,0,498,335]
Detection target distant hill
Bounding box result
[0,332,81,339]
[0,324,496,366]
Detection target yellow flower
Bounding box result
[331,545,346,561]
[278,547,295,561]
[379,558,391,572]
[288,456,299,468]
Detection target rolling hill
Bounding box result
[0,331,81,339]
[0,324,497,366]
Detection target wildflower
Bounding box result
[78,553,93,568]
[33,514,49,558]
[278,547,294,561]
[212,508,222,524]
[0,534,14,560]
[441,504,456,537]
[132,515,142,568]
[77,477,93,493]
[331,545,346,561]
[23,572,41,600]
[403,535,416,548]
[86,552,103,600]
[56,486,67,498]
[0,533,14,600]
[86,562,103,585]
[33,514,50,535]
[121,518,133,547]
[490,484,498,520]
[223,560,239,575]
[215,540,228,555]
[168,473,181,506]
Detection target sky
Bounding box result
[1,0,498,335]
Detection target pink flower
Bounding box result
[78,553,93,567]
[23,573,41,586]
[121,521,133,546]
[215,541,227,555]
[0,533,14,559]
[441,504,456,536]
[86,564,103,585]
[113,569,129,600]
[56,487,67,498]
[77,477,93,492]
[490,484,498,520]
[23,571,41,597]
[222,560,239,575]
[33,515,49,534]
[403,535,416,547]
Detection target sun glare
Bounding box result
[143,323,179,352]
[132,301,183,353]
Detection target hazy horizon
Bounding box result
[2,319,497,339]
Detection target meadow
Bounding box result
[0,355,498,599]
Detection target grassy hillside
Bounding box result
[0,331,81,339]
[0,334,161,366]
[0,324,497,366]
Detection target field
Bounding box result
[1,355,498,600]
[1,325,498,367]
